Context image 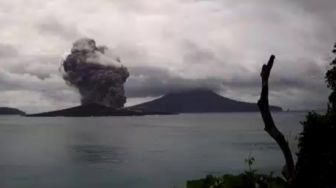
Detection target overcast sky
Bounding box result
[0,0,335,113]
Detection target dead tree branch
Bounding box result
[257,55,295,181]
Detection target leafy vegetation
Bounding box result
[187,174,287,188]
[187,157,287,188]
[326,43,336,111]
[293,44,336,187]
[187,44,336,188]
[294,112,336,187]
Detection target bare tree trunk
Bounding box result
[257,55,295,182]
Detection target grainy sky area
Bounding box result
[0,0,335,113]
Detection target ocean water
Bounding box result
[0,112,305,188]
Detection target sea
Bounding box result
[0,112,305,188]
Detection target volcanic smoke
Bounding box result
[61,38,129,108]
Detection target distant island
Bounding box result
[27,89,282,117]
[0,107,25,116]
[130,89,282,113]
[27,104,174,117]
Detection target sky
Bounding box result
[0,0,335,113]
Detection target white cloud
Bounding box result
[0,0,335,112]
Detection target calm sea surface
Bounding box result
[0,112,305,188]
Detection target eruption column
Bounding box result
[62,38,129,108]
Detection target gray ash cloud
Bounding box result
[61,38,129,108]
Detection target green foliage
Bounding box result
[244,156,256,174]
[294,111,336,187]
[186,173,287,188]
[326,43,336,90]
[294,43,336,187]
[188,43,336,188]
[187,158,287,188]
[325,43,336,111]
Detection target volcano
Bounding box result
[27,89,282,117]
[130,89,282,113]
[27,104,174,117]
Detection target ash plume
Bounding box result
[61,38,129,108]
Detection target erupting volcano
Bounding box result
[61,38,129,108]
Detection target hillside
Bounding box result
[27,104,174,117]
[0,107,25,115]
[130,89,282,113]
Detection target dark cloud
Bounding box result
[0,0,335,112]
[125,66,223,97]
[125,63,329,110]
[62,38,129,108]
[181,40,217,64]
[37,17,80,40]
[2,55,60,81]
[0,70,79,113]
[294,0,336,13]
[0,43,18,58]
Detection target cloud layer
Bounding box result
[0,0,335,112]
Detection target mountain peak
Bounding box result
[131,89,282,113]
[164,89,218,97]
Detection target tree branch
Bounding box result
[257,55,295,181]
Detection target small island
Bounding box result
[0,107,25,116]
[26,103,174,117]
